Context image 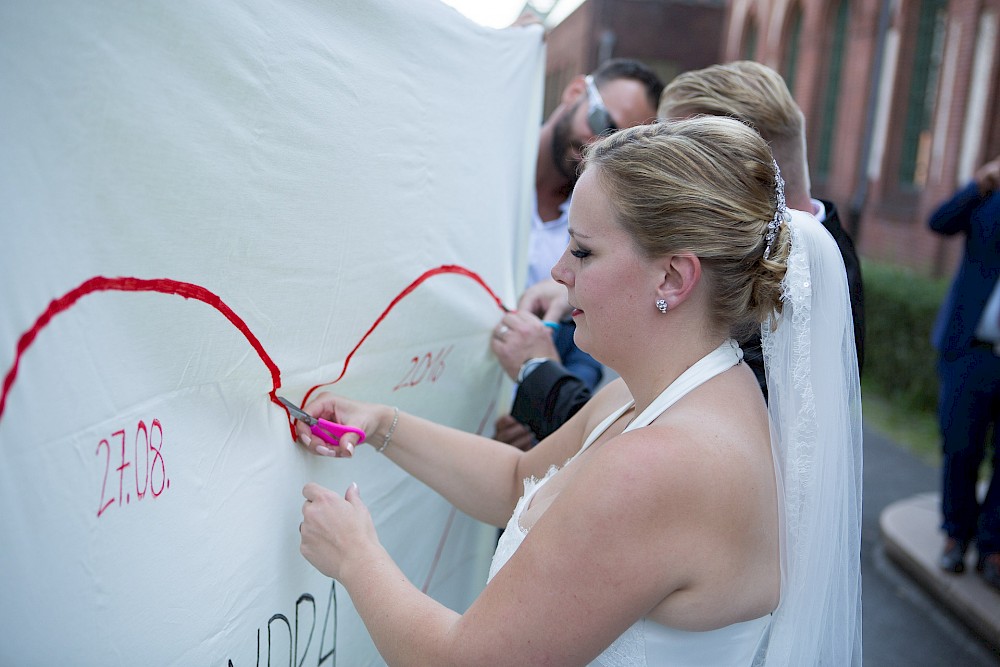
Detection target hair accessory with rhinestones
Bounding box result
[764,159,790,260]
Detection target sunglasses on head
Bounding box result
[585,75,617,136]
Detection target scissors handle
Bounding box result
[311,419,367,446]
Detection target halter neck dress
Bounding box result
[488,339,772,666]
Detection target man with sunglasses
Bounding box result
[492,58,663,450]
[529,59,663,287]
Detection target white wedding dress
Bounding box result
[488,339,772,666]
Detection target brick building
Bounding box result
[542,0,1000,275]
[538,0,727,116]
[724,0,1000,275]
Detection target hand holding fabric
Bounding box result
[508,10,543,30]
[491,310,559,380]
[300,482,380,580]
[517,278,571,322]
[493,413,536,450]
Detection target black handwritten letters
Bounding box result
[228,582,338,666]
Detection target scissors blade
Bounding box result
[277,396,317,426]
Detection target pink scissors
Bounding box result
[278,396,366,446]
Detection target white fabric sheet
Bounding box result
[0,1,543,664]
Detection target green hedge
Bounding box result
[861,260,950,414]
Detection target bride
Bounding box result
[294,117,862,666]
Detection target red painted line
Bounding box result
[0,276,283,423]
[422,508,458,594]
[1,266,509,442]
[301,265,508,408]
[3,271,510,589]
[420,370,504,593]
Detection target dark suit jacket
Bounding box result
[822,200,866,372]
[929,182,1000,359]
[511,357,592,440]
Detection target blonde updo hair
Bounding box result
[582,116,791,339]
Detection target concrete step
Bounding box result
[880,492,1000,651]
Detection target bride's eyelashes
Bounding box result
[570,246,592,260]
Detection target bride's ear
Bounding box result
[655,253,701,311]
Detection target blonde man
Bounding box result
[659,60,865,390]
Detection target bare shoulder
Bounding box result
[596,368,770,491]
[568,374,779,627]
[585,408,761,516]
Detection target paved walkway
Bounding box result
[862,425,999,665]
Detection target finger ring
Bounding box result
[496,324,510,338]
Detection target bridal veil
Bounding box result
[758,210,864,665]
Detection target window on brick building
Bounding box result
[815,0,850,180]
[898,0,947,188]
[781,3,804,95]
[743,17,758,60]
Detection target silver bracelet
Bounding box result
[376,407,399,453]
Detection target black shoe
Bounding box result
[977,553,1000,590]
[939,538,968,573]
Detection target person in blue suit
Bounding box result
[929,153,1000,589]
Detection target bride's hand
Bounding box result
[293,392,388,458]
[300,482,379,580]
